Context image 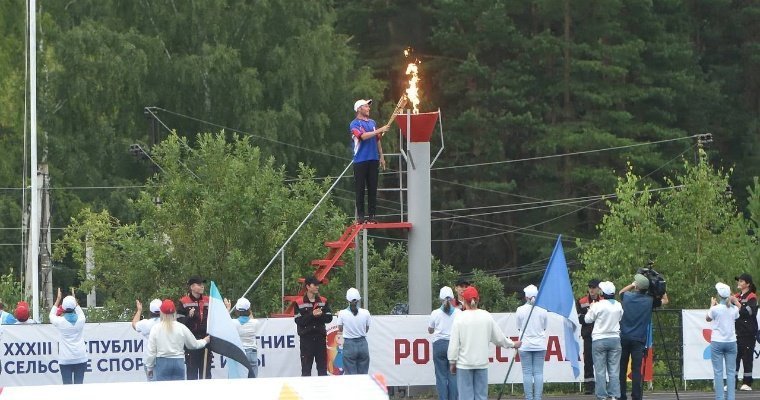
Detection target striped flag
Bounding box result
[534,236,582,378]
[208,281,254,378]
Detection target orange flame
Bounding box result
[404,49,421,114]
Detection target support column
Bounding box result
[407,142,431,314]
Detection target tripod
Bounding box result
[639,309,681,400]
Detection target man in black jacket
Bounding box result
[734,273,758,391]
[295,276,333,376]
[577,278,601,395]
[177,276,211,379]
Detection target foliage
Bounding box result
[0,270,24,311]
[54,133,349,316]
[366,242,515,314]
[576,154,752,308]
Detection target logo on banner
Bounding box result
[701,329,712,360]
[326,326,344,375]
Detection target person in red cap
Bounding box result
[447,286,521,400]
[14,301,36,324]
[177,276,211,379]
[734,273,757,391]
[146,299,209,381]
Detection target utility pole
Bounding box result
[39,163,53,310]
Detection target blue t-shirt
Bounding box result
[349,118,380,163]
[620,291,658,343]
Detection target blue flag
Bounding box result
[534,235,581,378]
[208,281,255,378]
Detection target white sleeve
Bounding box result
[447,319,460,362]
[491,317,515,348]
[146,328,158,369]
[181,324,207,350]
[584,304,597,324]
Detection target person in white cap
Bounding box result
[49,288,87,384]
[224,297,260,378]
[132,298,162,381]
[349,98,389,224]
[584,281,623,400]
[336,287,371,374]
[706,282,741,400]
[428,286,460,400]
[516,284,548,400]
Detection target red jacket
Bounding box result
[177,293,210,339]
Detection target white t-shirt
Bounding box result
[429,307,460,342]
[48,306,87,365]
[708,304,739,343]
[516,303,548,351]
[584,299,623,341]
[146,321,206,369]
[447,309,515,369]
[134,317,160,357]
[235,317,260,350]
[337,308,371,339]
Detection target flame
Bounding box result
[404,50,421,114]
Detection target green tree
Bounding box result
[576,153,752,308]
[54,132,350,317]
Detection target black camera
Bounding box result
[637,261,667,298]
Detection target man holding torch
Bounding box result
[350,99,389,224]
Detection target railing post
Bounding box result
[281,248,285,313]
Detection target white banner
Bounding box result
[682,309,760,380]
[0,312,582,387]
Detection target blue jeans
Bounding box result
[433,340,457,400]
[154,357,186,381]
[228,348,258,378]
[343,337,370,374]
[457,368,488,400]
[59,362,86,384]
[619,337,645,400]
[592,337,622,400]
[520,350,546,400]
[711,341,737,400]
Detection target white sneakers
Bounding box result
[739,384,752,391]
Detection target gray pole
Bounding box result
[362,229,369,309]
[406,116,432,315]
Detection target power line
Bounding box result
[432,135,699,171]
[152,107,349,161]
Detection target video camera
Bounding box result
[637,260,667,298]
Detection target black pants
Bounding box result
[619,338,645,400]
[583,336,595,383]
[300,334,327,376]
[185,347,212,380]
[354,160,378,220]
[736,335,755,386]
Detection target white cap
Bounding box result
[439,286,454,300]
[715,282,731,298]
[346,287,361,302]
[523,284,538,299]
[599,281,616,296]
[353,99,372,112]
[235,298,251,311]
[149,299,162,313]
[62,296,77,311]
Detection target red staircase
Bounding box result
[272,221,411,317]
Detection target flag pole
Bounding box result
[496,302,535,400]
[202,348,209,379]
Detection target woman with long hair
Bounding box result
[336,288,371,374]
[146,299,209,381]
[49,288,87,384]
[429,286,460,400]
[707,282,741,400]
